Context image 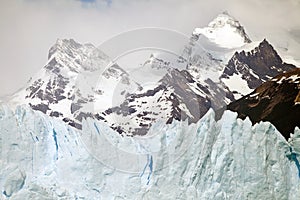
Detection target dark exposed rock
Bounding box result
[221,39,296,90]
[45,58,61,74]
[101,68,214,135]
[29,103,50,114]
[50,111,63,117]
[95,113,104,120]
[26,79,44,99]
[75,112,94,122]
[99,39,298,136]
[71,103,82,114]
[63,117,82,129]
[22,37,299,139]
[226,68,300,140]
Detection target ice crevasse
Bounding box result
[0,104,299,199]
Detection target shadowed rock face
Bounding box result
[101,68,214,136]
[18,38,299,138]
[103,39,298,136]
[160,69,212,123]
[227,68,300,140]
[221,39,295,90]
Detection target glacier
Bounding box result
[0,104,300,199]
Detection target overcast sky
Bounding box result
[0,0,300,97]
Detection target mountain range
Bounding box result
[1,11,300,199]
[6,12,298,138]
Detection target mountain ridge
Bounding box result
[227,68,300,140]
[5,13,299,137]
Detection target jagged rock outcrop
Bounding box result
[227,68,300,140]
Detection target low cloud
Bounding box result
[0,0,299,96]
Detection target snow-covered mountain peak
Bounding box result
[207,11,242,29]
[7,35,298,137]
[49,39,84,59]
[48,38,110,72]
[142,54,171,70]
[9,38,143,130]
[220,39,296,99]
[193,12,251,49]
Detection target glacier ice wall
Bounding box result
[0,104,299,199]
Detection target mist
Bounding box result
[0,0,299,96]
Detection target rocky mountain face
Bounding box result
[7,13,298,138]
[9,39,141,129]
[100,68,225,136]
[101,38,298,136]
[2,11,300,199]
[227,68,300,140]
[221,39,296,98]
[96,12,254,136]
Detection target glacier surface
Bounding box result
[0,105,299,199]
